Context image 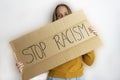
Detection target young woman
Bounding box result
[16,4,96,80]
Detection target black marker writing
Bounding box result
[53,23,90,50]
[22,41,46,64]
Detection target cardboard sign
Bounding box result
[10,10,102,80]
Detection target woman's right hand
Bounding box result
[16,62,24,73]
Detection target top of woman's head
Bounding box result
[52,4,72,22]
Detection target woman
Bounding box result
[17,4,96,80]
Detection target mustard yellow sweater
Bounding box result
[48,50,95,78]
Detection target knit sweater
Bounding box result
[48,50,95,78]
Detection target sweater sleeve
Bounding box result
[82,50,95,66]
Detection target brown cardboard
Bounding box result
[10,10,102,80]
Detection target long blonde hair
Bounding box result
[52,4,72,22]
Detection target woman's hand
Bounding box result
[88,27,98,36]
[16,62,24,73]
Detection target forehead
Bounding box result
[56,6,68,12]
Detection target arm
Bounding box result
[82,50,95,66]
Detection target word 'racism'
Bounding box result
[53,23,90,50]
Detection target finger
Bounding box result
[92,31,97,33]
[93,32,98,36]
[19,67,23,73]
[17,64,23,69]
[90,29,97,33]
[88,27,98,36]
[16,62,24,67]
[16,62,22,66]
[88,28,94,33]
[19,65,24,73]
[91,29,96,32]
[17,62,23,65]
[18,64,24,69]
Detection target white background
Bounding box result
[0,0,120,80]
